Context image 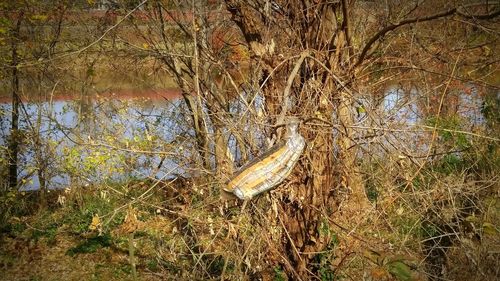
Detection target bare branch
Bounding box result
[276,51,309,126]
[355,6,500,67]
[458,8,500,20]
[340,0,352,58]
[355,7,457,67]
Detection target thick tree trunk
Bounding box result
[223,0,369,277]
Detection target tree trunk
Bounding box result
[223,0,370,277]
[8,14,23,190]
[337,91,370,214]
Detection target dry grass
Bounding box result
[1,163,497,281]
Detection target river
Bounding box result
[0,85,490,191]
[0,89,191,190]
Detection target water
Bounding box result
[0,92,192,190]
[0,85,490,190]
[348,84,491,160]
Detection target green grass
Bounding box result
[66,233,113,256]
[274,266,287,281]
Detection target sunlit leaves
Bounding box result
[30,14,48,22]
[89,213,101,231]
[62,145,125,181]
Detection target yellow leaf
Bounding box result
[483,222,499,236]
[465,215,480,223]
[483,46,491,56]
[250,41,266,57]
[89,214,101,231]
[31,15,48,21]
[142,43,149,49]
[122,208,139,234]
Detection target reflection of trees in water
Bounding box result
[75,96,98,135]
[0,105,8,146]
[49,97,192,188]
[5,82,492,192]
[353,83,491,162]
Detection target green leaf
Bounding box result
[387,260,413,281]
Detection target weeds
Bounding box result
[66,233,112,256]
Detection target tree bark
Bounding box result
[8,13,23,190]
[223,0,369,276]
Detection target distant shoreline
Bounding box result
[0,88,182,104]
